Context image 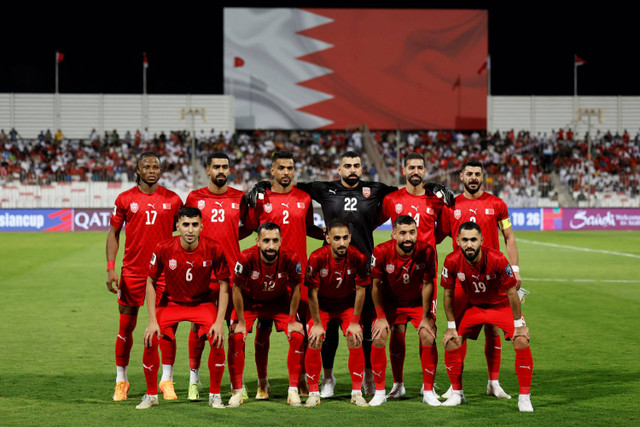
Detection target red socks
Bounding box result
[444,346,464,390]
[420,345,438,391]
[160,338,176,365]
[304,348,322,393]
[389,330,406,383]
[227,333,245,390]
[254,327,271,380]
[142,335,160,394]
[207,337,226,394]
[348,346,365,390]
[115,313,137,367]
[485,334,502,381]
[514,347,533,394]
[287,332,304,387]
[370,345,387,391]
[188,328,205,370]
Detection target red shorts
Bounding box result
[230,299,291,333]
[307,307,356,335]
[380,305,431,329]
[118,275,166,307]
[457,303,525,340]
[156,302,218,341]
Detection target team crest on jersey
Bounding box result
[232,203,239,209]
[130,202,139,213]
[454,209,462,220]
[426,207,434,215]
[163,203,171,210]
[395,203,403,214]
[486,274,497,280]
[169,259,177,270]
[264,203,273,213]
[485,208,495,215]
[457,272,465,281]
[251,270,260,280]
[297,202,305,209]
[362,187,371,198]
[320,268,329,278]
[386,264,395,273]
[198,200,205,210]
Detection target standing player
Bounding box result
[303,219,370,407]
[379,152,445,398]
[369,215,440,407]
[247,151,324,398]
[106,152,183,401]
[184,152,254,400]
[440,222,533,412]
[440,159,522,399]
[137,207,230,409]
[226,222,306,408]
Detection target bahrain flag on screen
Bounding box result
[224,8,487,130]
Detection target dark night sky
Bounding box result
[2,3,639,96]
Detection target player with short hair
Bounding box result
[106,151,183,402]
[226,222,306,408]
[440,221,533,412]
[369,215,439,407]
[440,159,522,399]
[303,219,370,407]
[184,151,254,400]
[136,206,230,410]
[379,152,445,398]
[247,150,324,399]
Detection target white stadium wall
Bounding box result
[0,94,235,138]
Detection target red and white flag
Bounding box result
[574,54,586,67]
[234,56,245,68]
[56,51,64,63]
[143,52,149,69]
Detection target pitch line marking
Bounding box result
[518,238,640,259]
[524,277,640,284]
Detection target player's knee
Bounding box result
[513,336,529,349]
[346,334,361,349]
[373,336,387,348]
[419,330,435,346]
[444,338,461,351]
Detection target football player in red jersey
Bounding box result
[184,152,255,400]
[440,159,522,400]
[226,222,306,408]
[440,222,533,412]
[106,152,183,402]
[137,207,230,409]
[379,152,444,399]
[369,216,439,407]
[303,219,370,407]
[247,151,323,398]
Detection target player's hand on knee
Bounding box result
[423,182,455,206]
[106,270,119,293]
[372,318,389,340]
[308,324,325,348]
[346,323,363,345]
[418,317,436,340]
[209,320,225,348]
[233,322,248,341]
[144,322,161,348]
[512,325,530,344]
[442,328,460,349]
[287,321,304,340]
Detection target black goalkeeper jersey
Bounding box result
[297,180,397,259]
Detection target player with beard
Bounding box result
[368,215,439,407]
[184,152,255,400]
[440,160,522,400]
[226,222,306,408]
[379,152,445,399]
[106,152,183,402]
[440,222,533,412]
[247,151,324,399]
[303,219,370,407]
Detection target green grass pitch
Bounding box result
[0,230,638,426]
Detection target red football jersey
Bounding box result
[380,188,444,246]
[186,186,252,269]
[233,246,303,303]
[148,236,230,305]
[440,247,516,305]
[442,192,510,251]
[110,185,183,277]
[305,245,370,311]
[249,188,313,271]
[371,239,436,307]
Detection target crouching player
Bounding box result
[369,215,440,406]
[440,221,533,412]
[227,222,306,407]
[304,219,370,407]
[138,207,230,409]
